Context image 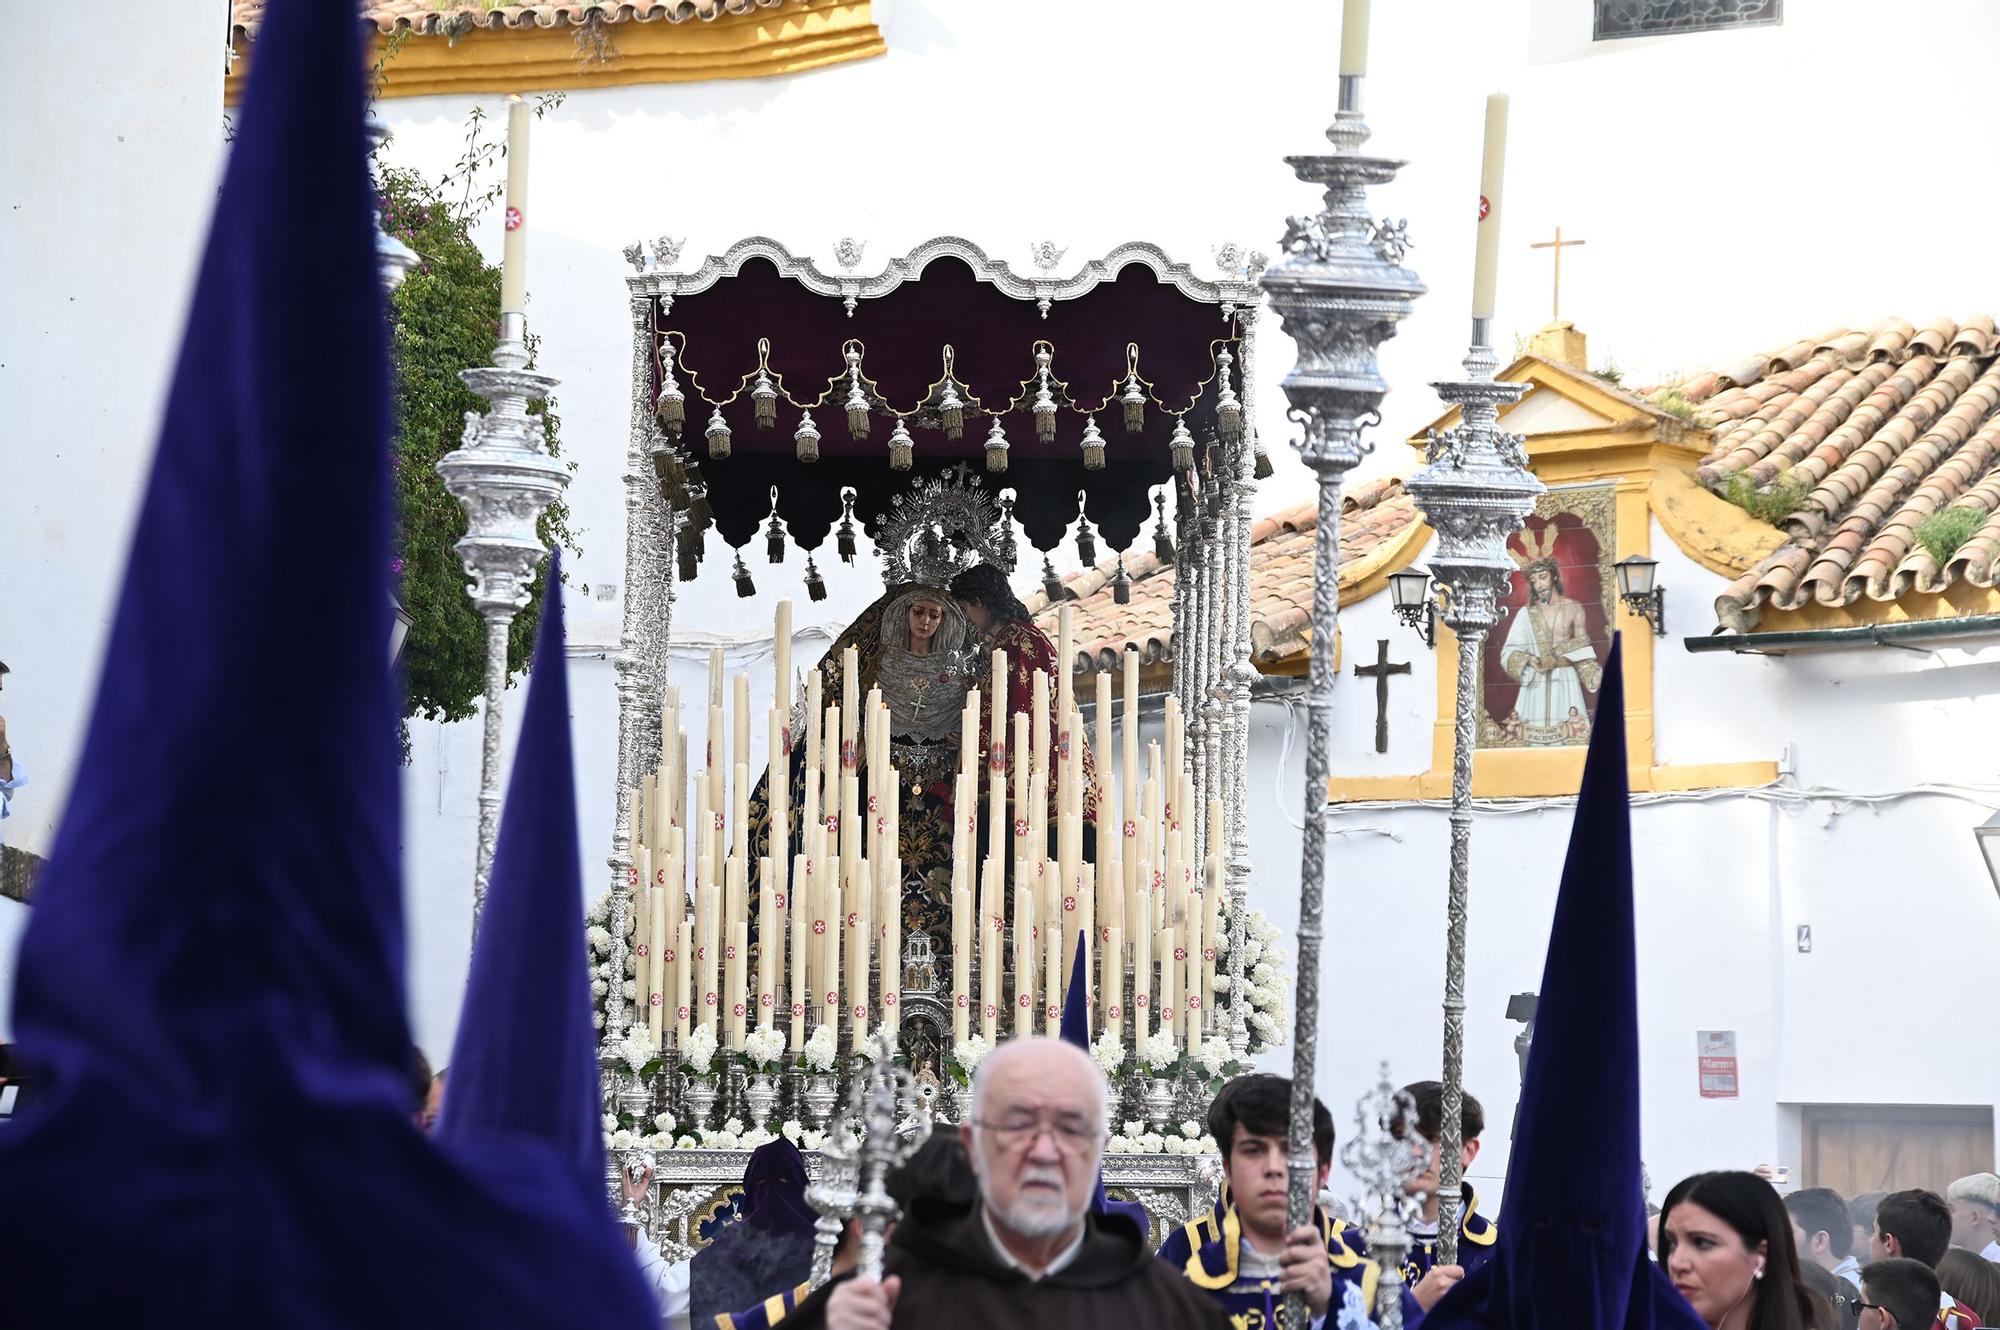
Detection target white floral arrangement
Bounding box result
[1108,1119,1215,1156]
[613,1023,658,1077]
[802,1024,838,1074]
[868,1020,899,1057]
[1090,1029,1127,1083]
[742,1025,787,1071]
[951,1033,993,1083]
[1212,900,1290,1055]
[584,891,637,1033]
[682,1022,719,1077]
[1138,1028,1182,1075]
[781,1119,831,1153]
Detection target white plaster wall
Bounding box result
[1239,517,2000,1212]
[0,10,224,1035]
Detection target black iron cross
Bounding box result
[1352,638,1411,754]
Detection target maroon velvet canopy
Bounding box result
[648,248,1245,566]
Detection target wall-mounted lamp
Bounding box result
[390,594,415,668]
[1388,566,1437,648]
[1613,554,1667,636]
[1976,810,2000,901]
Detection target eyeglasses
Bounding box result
[968,1114,1106,1155]
[1851,1302,1884,1315]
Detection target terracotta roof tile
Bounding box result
[230,0,802,39]
[1027,481,1421,673]
[1653,318,2000,629]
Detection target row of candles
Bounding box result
[619,600,1221,1061]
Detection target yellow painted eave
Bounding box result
[226,1,884,103]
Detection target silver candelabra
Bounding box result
[1261,72,1424,1330]
[438,309,569,931]
[1341,1065,1429,1330]
[1402,332,1542,1265]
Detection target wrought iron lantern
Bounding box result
[1612,554,1666,635]
[1388,567,1436,648]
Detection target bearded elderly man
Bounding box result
[787,1037,1227,1330]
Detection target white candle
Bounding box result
[951,878,972,1046]
[499,95,532,314]
[774,599,794,743]
[1472,92,1510,323]
[1339,0,1371,78]
[790,852,809,1049]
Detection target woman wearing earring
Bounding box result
[1660,1171,1830,1330]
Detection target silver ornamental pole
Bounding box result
[438,308,569,933]
[1261,73,1424,1330]
[1402,331,1542,1265]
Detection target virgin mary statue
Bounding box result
[745,579,972,943]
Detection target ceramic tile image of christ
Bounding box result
[1477,485,1617,749]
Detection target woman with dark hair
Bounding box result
[1660,1171,1824,1330]
[949,564,1099,831]
[1937,1248,2000,1327]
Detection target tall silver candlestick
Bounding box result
[1261,73,1424,1330]
[1341,1065,1428,1330]
[1402,330,1541,1265]
[438,309,569,931]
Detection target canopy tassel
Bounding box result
[1074,492,1097,567]
[1152,491,1176,565]
[1080,414,1106,471]
[844,340,871,440]
[984,415,1009,473]
[1032,341,1059,444]
[1169,416,1195,472]
[804,553,827,603]
[1213,344,1243,445]
[1111,554,1132,605]
[704,406,732,460]
[764,487,786,564]
[794,410,821,463]
[1121,344,1146,433]
[887,418,914,472]
[732,549,756,598]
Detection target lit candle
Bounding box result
[1471,92,1510,324]
[1339,0,1371,78]
[499,94,532,315]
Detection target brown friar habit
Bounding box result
[781,1198,1230,1330]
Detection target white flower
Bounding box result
[1090,1030,1126,1079]
[654,1112,676,1134]
[702,1128,741,1150]
[615,1024,656,1075]
[801,1129,827,1152]
[744,1025,788,1070]
[803,1024,838,1073]
[623,980,638,999]
[591,978,609,999]
[1108,1135,1133,1153]
[741,1126,776,1150]
[676,1134,698,1149]
[1123,1120,1145,1139]
[1213,974,1232,993]
[610,1129,635,1150]
[683,1022,719,1076]
[596,961,612,979]
[724,1117,745,1136]
[592,1010,605,1030]
[1180,1119,1202,1138]
[643,1132,673,1149]
[603,1113,620,1132]
[1195,1040,1232,1080]
[586,925,613,955]
[1138,1132,1165,1153]
[782,1120,804,1144]
[952,1034,993,1076]
[1139,1029,1180,1073]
